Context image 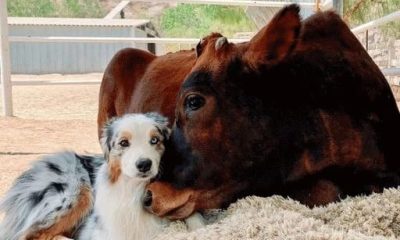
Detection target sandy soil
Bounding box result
[0,74,102,198]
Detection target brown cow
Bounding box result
[98,5,400,220]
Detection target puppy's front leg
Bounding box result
[185,212,205,231]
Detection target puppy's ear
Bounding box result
[100,118,116,161]
[145,112,172,141]
[160,125,172,141]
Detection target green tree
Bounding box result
[7,0,104,18]
[344,0,400,37]
[159,4,256,38]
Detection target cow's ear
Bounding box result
[244,4,301,68]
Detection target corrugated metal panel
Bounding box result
[9,24,149,74]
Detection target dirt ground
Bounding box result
[0,74,102,198]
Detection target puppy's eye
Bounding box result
[119,139,130,147]
[150,137,159,145]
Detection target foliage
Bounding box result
[344,0,400,37]
[159,4,256,38]
[7,0,105,18]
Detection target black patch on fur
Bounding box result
[68,203,73,209]
[29,182,66,206]
[46,162,63,175]
[195,40,203,57]
[29,191,46,206]
[55,206,62,211]
[155,125,169,141]
[50,182,67,193]
[76,154,96,185]
[182,71,213,91]
[93,214,104,230]
[105,124,114,153]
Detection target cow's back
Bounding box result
[129,50,196,122]
[98,49,196,136]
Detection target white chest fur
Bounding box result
[91,165,166,240]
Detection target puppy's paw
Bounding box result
[185,212,205,231]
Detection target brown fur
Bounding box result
[25,185,93,240]
[119,131,133,141]
[108,155,122,184]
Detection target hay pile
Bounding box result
[156,188,400,240]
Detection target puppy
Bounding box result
[0,113,204,240]
[78,113,171,239]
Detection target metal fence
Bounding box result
[1,0,399,117]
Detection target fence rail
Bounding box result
[8,36,248,44]
[132,0,315,7]
[351,11,400,34]
[382,68,400,77]
[12,80,101,86]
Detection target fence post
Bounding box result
[332,0,343,17]
[0,0,13,116]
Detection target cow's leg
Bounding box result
[287,179,342,206]
[287,168,400,207]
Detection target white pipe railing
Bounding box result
[12,80,101,86]
[8,36,249,44]
[133,0,315,7]
[351,11,400,34]
[104,0,130,19]
[382,68,400,77]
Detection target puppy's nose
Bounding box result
[136,158,152,173]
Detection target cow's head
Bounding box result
[144,4,303,219]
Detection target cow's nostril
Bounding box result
[143,190,152,207]
[136,158,152,173]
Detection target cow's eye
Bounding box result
[185,94,205,111]
[119,139,130,147]
[150,136,159,145]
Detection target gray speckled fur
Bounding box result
[0,152,104,240]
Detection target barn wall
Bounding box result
[9,25,149,74]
